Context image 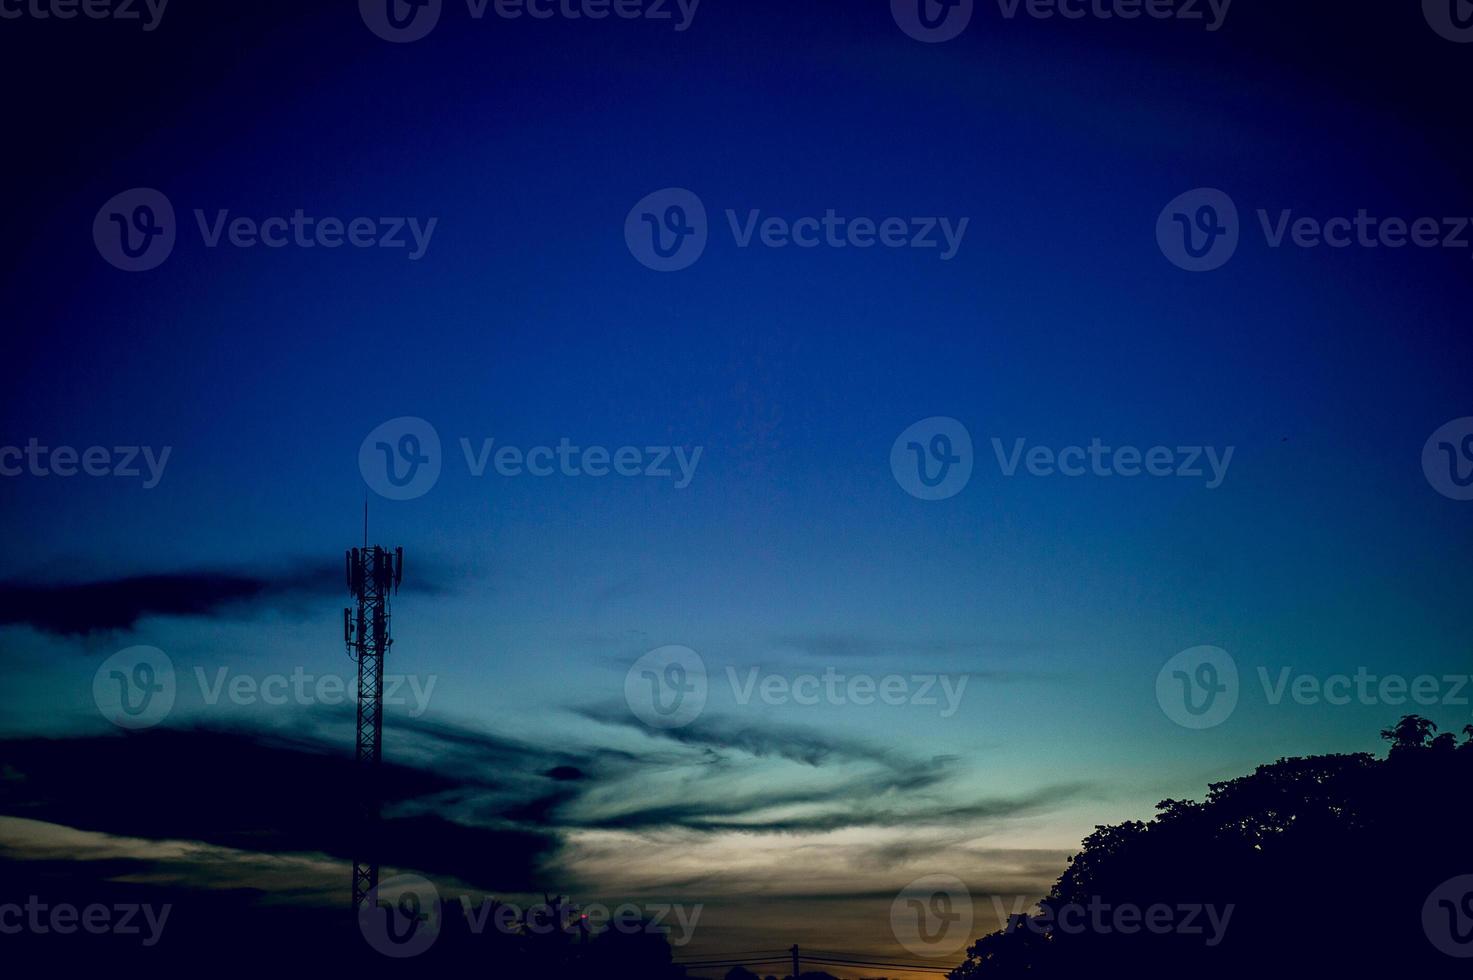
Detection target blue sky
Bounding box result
[3,1,1473,973]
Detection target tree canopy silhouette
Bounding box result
[950,716,1473,978]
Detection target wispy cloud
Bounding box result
[570,705,1091,834]
[577,703,911,769]
[768,631,1050,663]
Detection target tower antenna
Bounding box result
[344,520,404,911]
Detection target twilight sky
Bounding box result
[3,1,1473,975]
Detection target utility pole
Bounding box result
[345,518,404,910]
[790,943,800,978]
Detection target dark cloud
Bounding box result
[0,725,558,892]
[0,559,444,636]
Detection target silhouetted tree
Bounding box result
[950,717,1473,979]
[1382,713,1440,753]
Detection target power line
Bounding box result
[674,944,960,976]
[805,954,955,973]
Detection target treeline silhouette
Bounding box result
[950,716,1473,979]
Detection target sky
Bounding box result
[3,1,1473,975]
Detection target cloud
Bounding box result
[569,706,1090,835]
[768,631,1049,664]
[0,814,345,902]
[0,705,1092,912]
[0,559,444,636]
[707,782,1093,835]
[0,725,558,892]
[576,703,909,769]
[575,777,1091,835]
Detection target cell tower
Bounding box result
[344,517,404,911]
